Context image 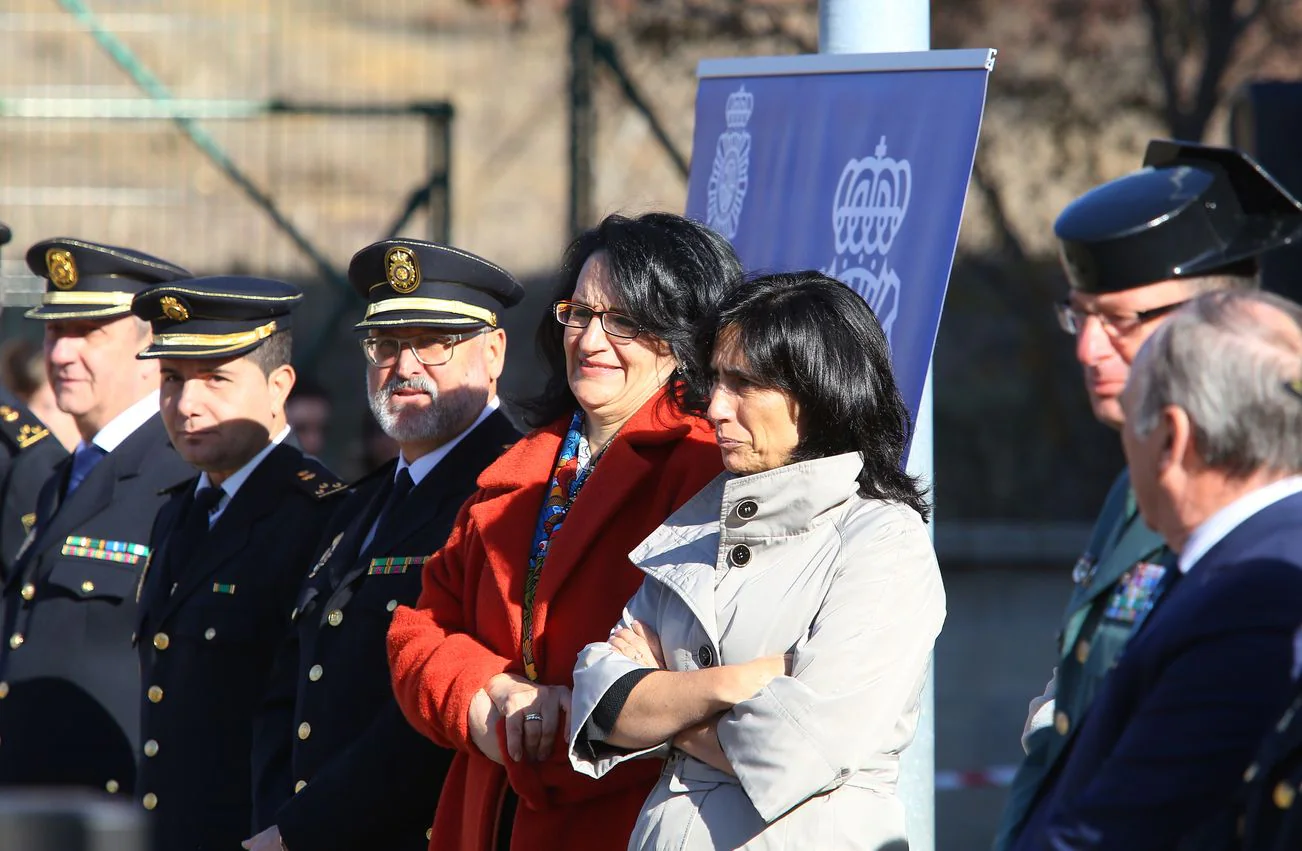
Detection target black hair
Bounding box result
[245,329,293,377]
[522,212,742,427]
[288,374,330,403]
[698,271,931,520]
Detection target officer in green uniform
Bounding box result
[992,139,1302,850]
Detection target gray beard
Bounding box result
[367,374,486,445]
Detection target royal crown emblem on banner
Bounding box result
[824,136,911,347]
[706,86,753,240]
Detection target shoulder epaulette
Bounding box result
[292,458,348,500]
[0,403,52,451]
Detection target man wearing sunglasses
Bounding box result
[249,240,523,851]
[994,140,1302,851]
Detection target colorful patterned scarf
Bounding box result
[521,410,599,680]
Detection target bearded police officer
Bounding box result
[993,141,1302,850]
[0,238,195,795]
[131,277,347,850]
[0,223,69,579]
[248,241,522,851]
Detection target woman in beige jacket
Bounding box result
[568,271,946,850]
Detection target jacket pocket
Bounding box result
[46,558,139,602]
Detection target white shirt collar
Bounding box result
[1178,475,1302,573]
[196,426,291,517]
[397,397,499,487]
[86,390,160,454]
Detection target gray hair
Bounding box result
[1129,290,1302,477]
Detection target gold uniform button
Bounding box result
[0,681,9,699]
[1275,781,1295,810]
[298,722,312,740]
[204,628,216,641]
[142,792,158,810]
[1244,762,1259,782]
[20,584,34,601]
[153,633,170,651]
[80,580,95,594]
[1054,711,1070,736]
[308,664,323,682]
[426,828,433,841]
[1074,640,1090,664]
[8,633,23,650]
[147,685,164,703]
[386,599,398,613]
[294,780,307,793]
[105,779,119,794]
[143,740,159,758]
[327,610,343,627]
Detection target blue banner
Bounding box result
[686,52,993,427]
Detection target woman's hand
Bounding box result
[719,653,792,704]
[485,673,572,763]
[609,620,666,669]
[468,688,505,765]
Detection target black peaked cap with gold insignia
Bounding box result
[24,238,191,321]
[1055,140,1302,294]
[131,275,303,360]
[348,239,523,331]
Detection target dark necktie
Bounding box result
[65,444,107,496]
[158,486,225,596]
[361,468,415,558]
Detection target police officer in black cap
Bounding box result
[0,224,69,579]
[249,240,522,851]
[0,238,195,795]
[131,276,347,850]
[994,141,1302,850]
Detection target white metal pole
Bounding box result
[818,3,937,851]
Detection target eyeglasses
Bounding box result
[360,330,484,367]
[1054,299,1191,338]
[552,301,643,340]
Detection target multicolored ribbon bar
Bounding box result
[367,555,428,575]
[212,583,237,595]
[61,536,150,565]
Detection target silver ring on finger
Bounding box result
[524,712,544,723]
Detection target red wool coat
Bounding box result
[388,391,722,851]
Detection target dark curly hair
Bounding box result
[696,271,930,520]
[522,212,742,427]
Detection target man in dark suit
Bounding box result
[0,222,68,579]
[247,240,523,851]
[0,238,195,796]
[1012,290,1302,850]
[130,276,348,850]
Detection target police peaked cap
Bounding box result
[24,238,191,321]
[1055,140,1302,294]
[132,276,303,360]
[348,239,523,331]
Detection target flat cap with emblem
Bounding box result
[0,224,69,581]
[0,237,195,799]
[24,237,191,321]
[126,273,347,851]
[348,238,524,330]
[250,239,522,851]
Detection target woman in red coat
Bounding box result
[388,212,741,851]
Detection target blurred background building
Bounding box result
[2,1,1302,846]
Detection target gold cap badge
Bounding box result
[159,296,189,322]
[385,246,421,294]
[46,249,78,291]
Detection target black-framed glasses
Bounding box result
[1054,299,1191,338]
[360,330,485,367]
[552,300,643,340]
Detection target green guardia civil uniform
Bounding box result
[992,470,1172,850]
